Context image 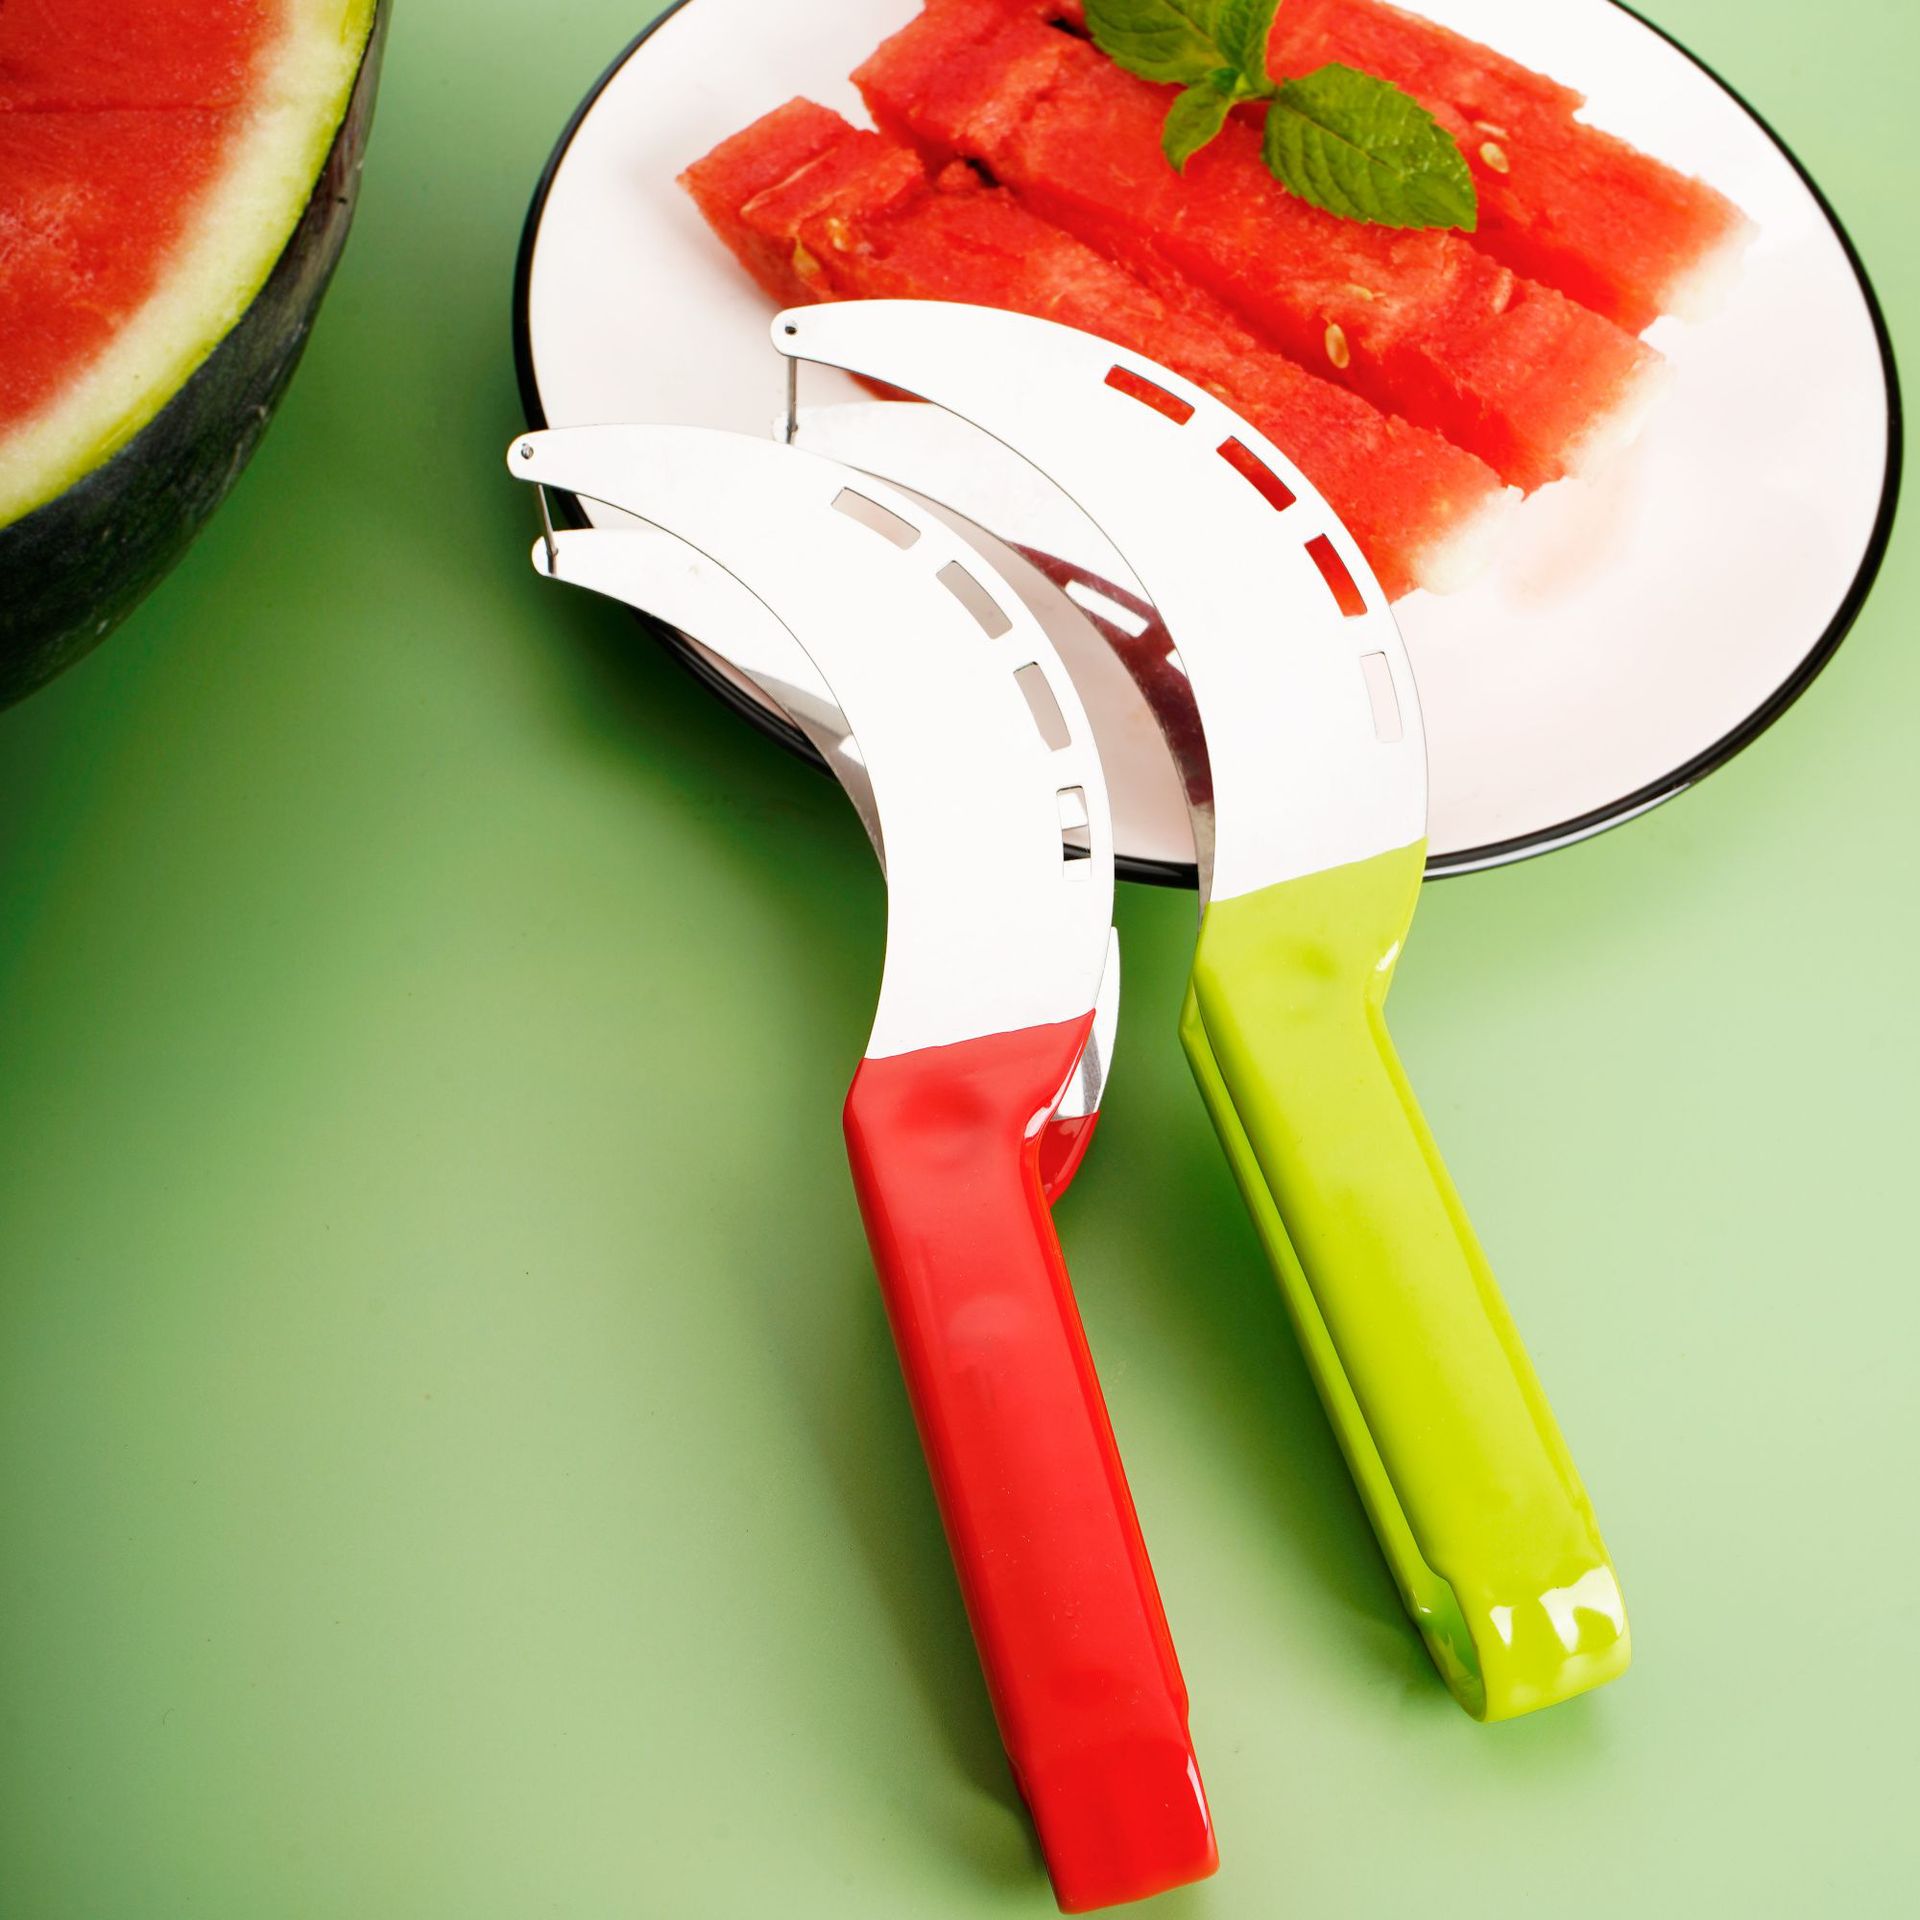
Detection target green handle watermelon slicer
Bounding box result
[784,300,1629,1721]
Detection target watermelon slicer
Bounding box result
[507,424,1215,1912]
[782,301,1630,1722]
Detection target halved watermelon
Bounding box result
[856,0,1663,493]
[0,0,386,706]
[682,100,1514,599]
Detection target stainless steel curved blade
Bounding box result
[508,425,1116,1062]
[526,512,885,864]
[790,401,1148,611]
[1054,926,1119,1125]
[793,401,1215,876]
[774,303,1428,907]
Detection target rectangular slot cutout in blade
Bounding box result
[1057,785,1093,873]
[833,487,922,549]
[938,560,1015,638]
[1015,663,1073,751]
[1359,653,1405,744]
[1306,534,1367,619]
[1104,365,1195,426]
[1063,579,1153,639]
[1218,438,1297,513]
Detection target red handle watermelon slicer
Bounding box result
[782,301,1629,1723]
[508,424,1215,1912]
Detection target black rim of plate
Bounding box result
[512,0,1904,889]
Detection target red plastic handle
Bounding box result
[843,1017,1216,1913]
[1039,1108,1100,1205]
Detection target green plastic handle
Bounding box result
[1180,842,1629,1720]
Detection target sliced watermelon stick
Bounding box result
[681,99,922,308]
[1043,0,1751,336]
[1268,0,1751,333]
[856,0,1663,493]
[682,102,1514,599]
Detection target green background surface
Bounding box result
[2,1,1914,1912]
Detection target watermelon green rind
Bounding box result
[0,0,386,709]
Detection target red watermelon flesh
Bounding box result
[856,0,1663,493]
[0,111,237,434]
[0,0,264,110]
[682,101,1513,600]
[684,98,915,307]
[1040,0,1749,336]
[682,101,933,402]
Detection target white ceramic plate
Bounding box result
[514,0,1899,882]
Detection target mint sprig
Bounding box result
[1083,0,1477,231]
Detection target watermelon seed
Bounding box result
[1325,324,1351,371]
[1479,142,1511,174]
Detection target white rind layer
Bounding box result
[0,1,377,529]
[1660,211,1758,327]
[1562,349,1673,483]
[1409,482,1522,597]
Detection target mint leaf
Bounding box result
[1083,0,1226,88]
[1162,70,1243,172]
[1263,63,1477,231]
[1085,3,1478,230]
[1209,0,1281,85]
